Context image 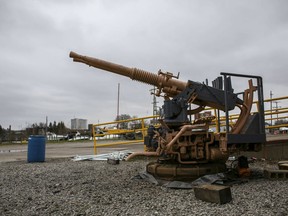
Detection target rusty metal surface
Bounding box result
[69,51,267,180]
[146,161,227,181]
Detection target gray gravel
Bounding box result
[1,158,287,216]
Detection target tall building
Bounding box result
[71,118,88,130]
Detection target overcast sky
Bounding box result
[1,0,288,130]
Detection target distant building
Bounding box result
[71,118,88,130]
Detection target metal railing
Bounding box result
[92,115,159,154]
[207,96,288,132]
[263,96,288,131]
[91,96,287,154]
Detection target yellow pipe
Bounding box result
[263,96,288,103]
[93,126,97,154]
[96,140,144,147]
[266,124,288,129]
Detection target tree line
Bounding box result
[0,121,68,143]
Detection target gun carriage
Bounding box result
[70,51,266,180]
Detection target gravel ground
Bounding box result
[1,158,287,216]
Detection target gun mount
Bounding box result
[70,51,266,180]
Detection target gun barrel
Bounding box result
[69,51,187,96]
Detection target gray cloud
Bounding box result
[1,0,288,129]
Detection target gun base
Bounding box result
[146,161,227,181]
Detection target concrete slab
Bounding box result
[264,169,288,179]
[194,184,232,204]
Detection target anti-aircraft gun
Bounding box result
[69,51,266,180]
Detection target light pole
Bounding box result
[270,91,273,127]
[273,101,280,124]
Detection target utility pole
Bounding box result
[9,125,11,143]
[45,116,48,137]
[273,101,280,124]
[270,91,273,127]
[117,83,120,128]
[117,83,120,118]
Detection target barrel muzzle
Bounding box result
[69,51,79,59]
[69,51,85,63]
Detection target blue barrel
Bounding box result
[27,135,46,162]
